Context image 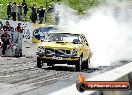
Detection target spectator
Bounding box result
[37,6,45,24]
[30,4,37,23]
[47,5,54,13]
[2,21,13,43]
[11,2,17,21]
[17,3,22,21]
[22,0,28,21]
[15,23,23,43]
[3,21,13,31]
[1,31,10,56]
[21,0,26,7]
[54,9,60,25]
[15,23,23,33]
[6,2,12,20]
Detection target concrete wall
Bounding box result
[49,63,132,95]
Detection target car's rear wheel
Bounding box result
[76,57,82,71]
[81,59,89,70]
[37,57,43,68]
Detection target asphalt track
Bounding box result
[0,57,127,95]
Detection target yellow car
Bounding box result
[36,31,92,71]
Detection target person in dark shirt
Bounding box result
[37,6,45,24]
[1,31,10,56]
[2,21,13,31]
[22,0,28,21]
[47,5,54,13]
[11,2,17,21]
[6,2,12,20]
[15,23,23,43]
[15,23,23,33]
[21,0,26,6]
[30,4,37,23]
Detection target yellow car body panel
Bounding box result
[39,42,82,49]
[37,32,91,62]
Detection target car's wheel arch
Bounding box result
[80,53,85,62]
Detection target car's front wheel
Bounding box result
[76,57,82,71]
[37,57,43,68]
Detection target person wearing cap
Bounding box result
[37,6,45,24]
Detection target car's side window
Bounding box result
[82,35,89,46]
[80,35,85,44]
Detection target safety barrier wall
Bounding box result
[0,19,33,43]
[49,62,132,95]
[0,19,50,43]
[0,20,57,57]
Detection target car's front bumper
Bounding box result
[36,52,79,61]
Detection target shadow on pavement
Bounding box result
[42,66,76,72]
[42,66,99,73]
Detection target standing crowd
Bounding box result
[0,21,23,57]
[6,0,57,24]
[0,1,60,57]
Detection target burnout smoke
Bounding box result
[53,1,132,67]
